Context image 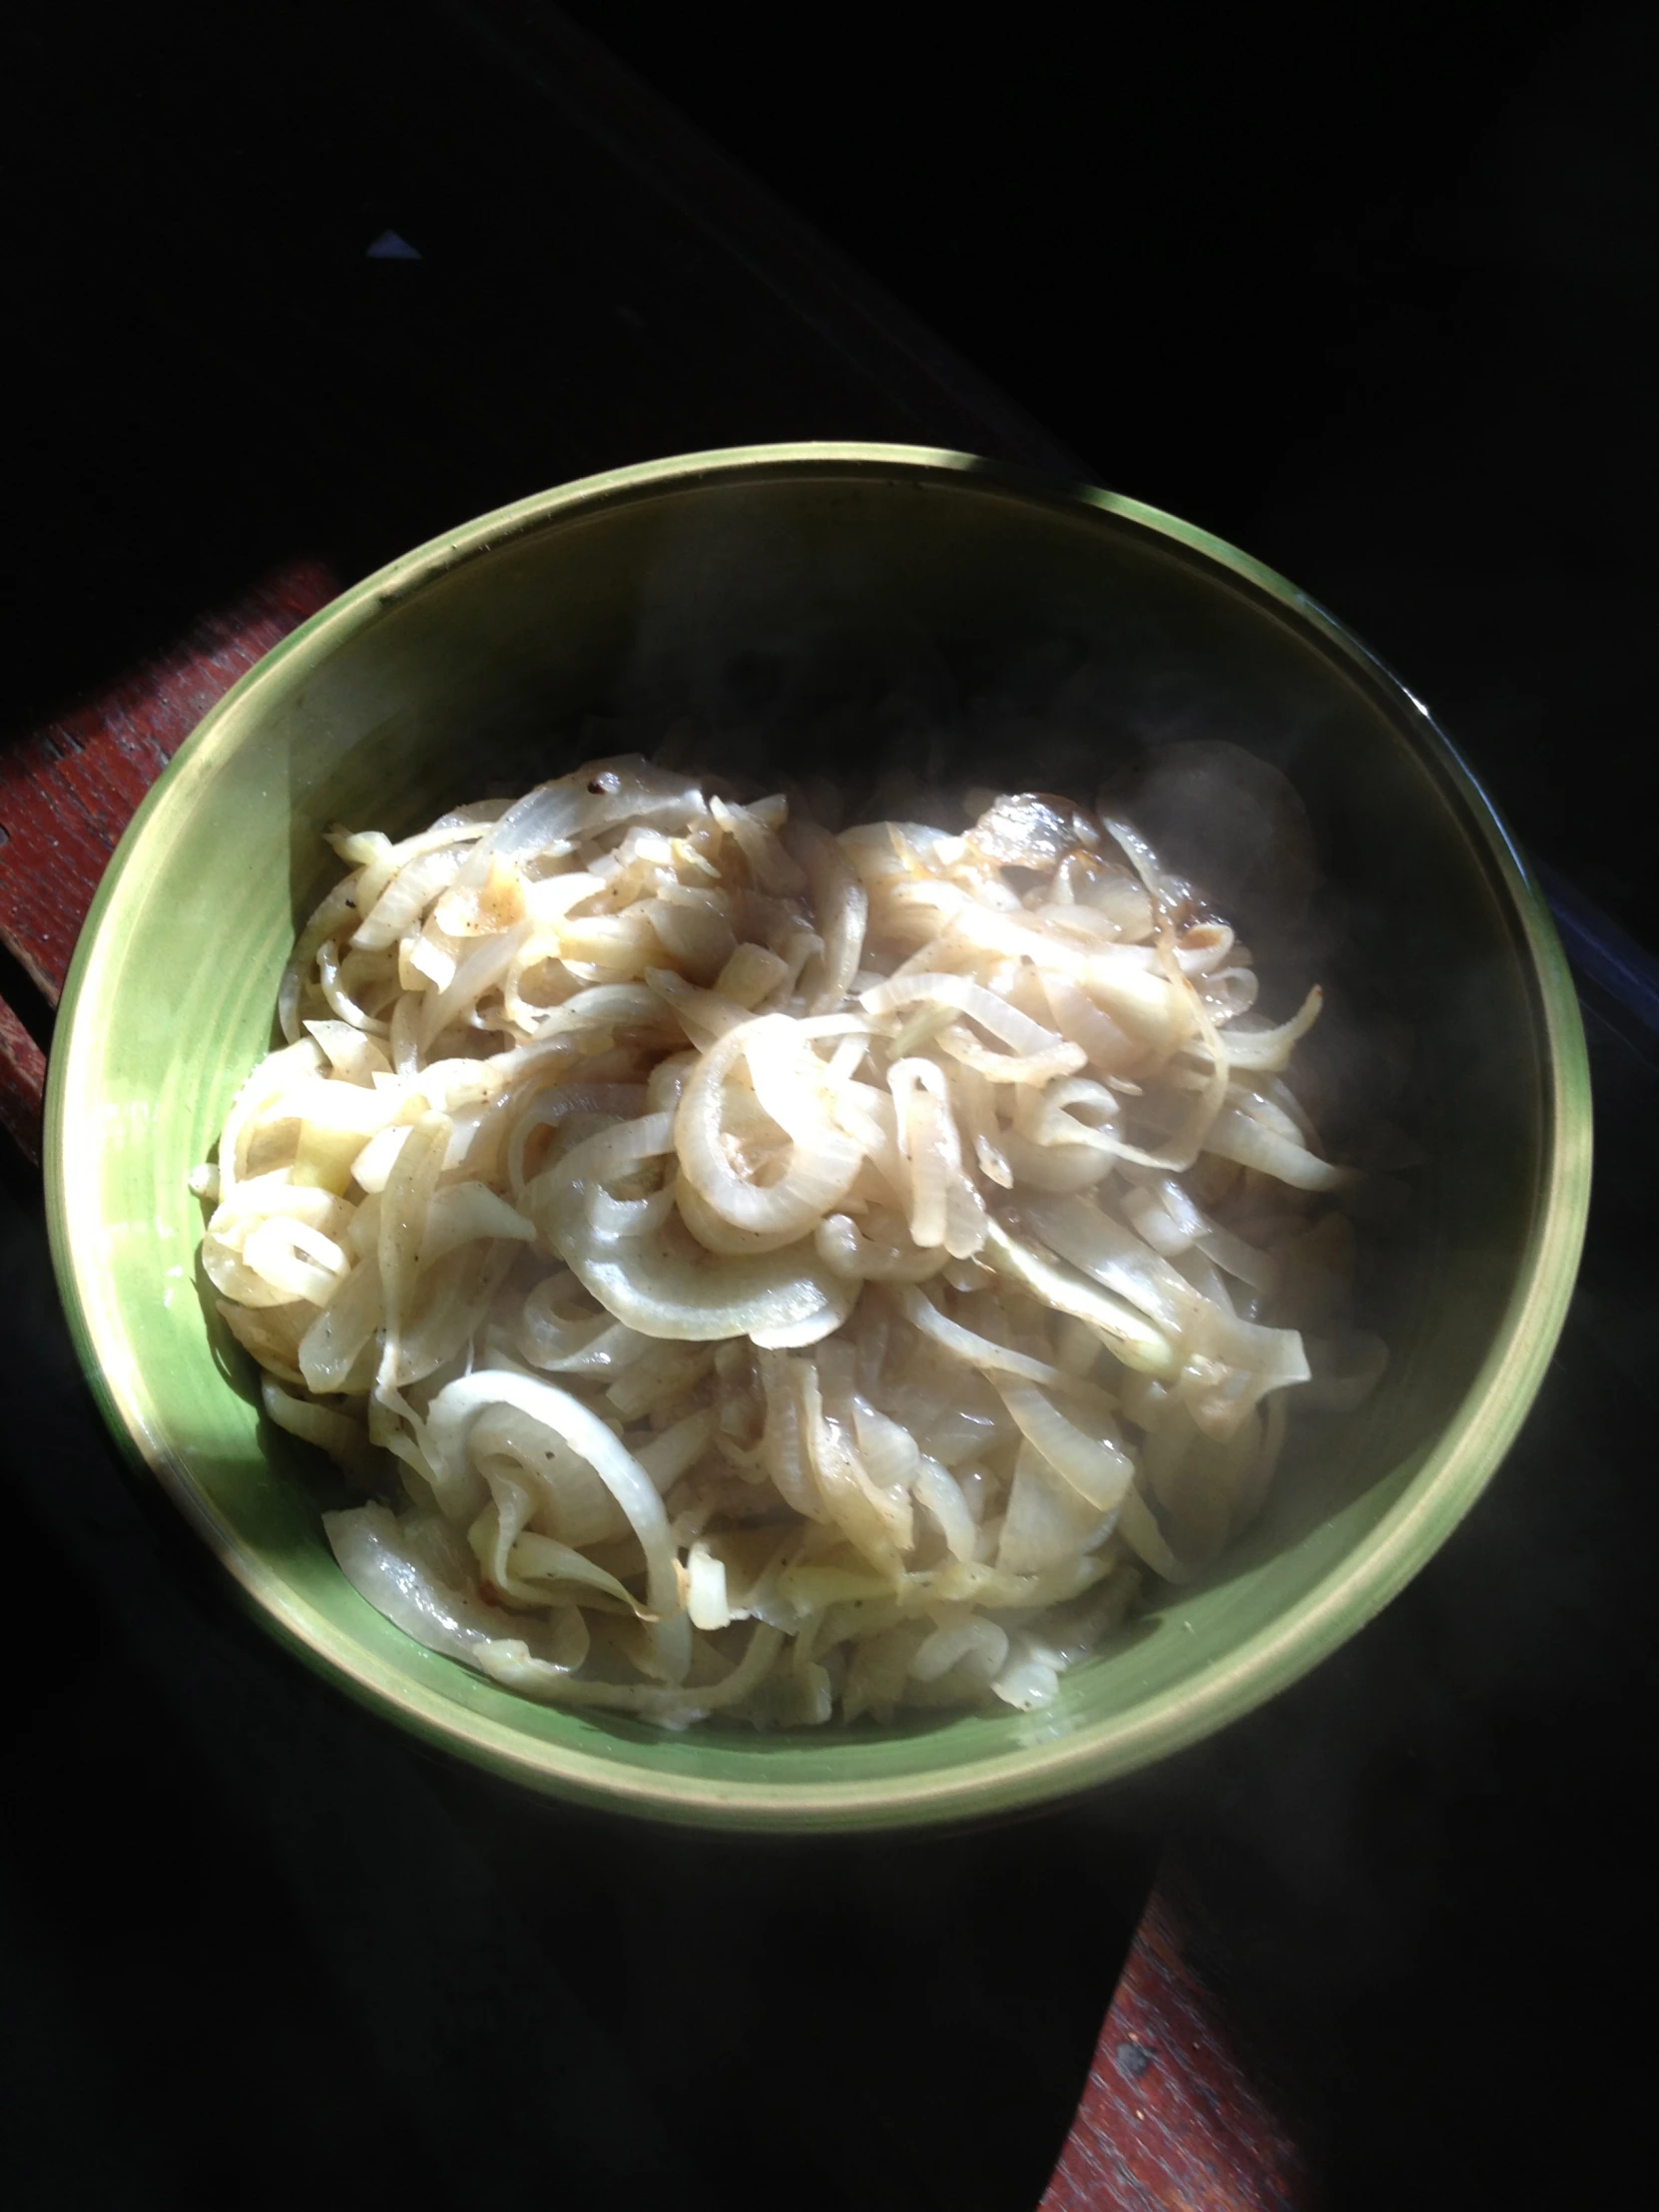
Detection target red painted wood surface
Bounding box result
[0,996,47,1163]
[1041,1886,1309,2211]
[0,557,339,1004]
[0,573,1311,2209]
[0,558,339,1161]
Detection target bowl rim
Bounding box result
[44,441,1593,1831]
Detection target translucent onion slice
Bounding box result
[457,758,709,882]
[417,918,534,1049]
[1202,1105,1352,1190]
[424,1372,689,1679]
[814,1212,949,1282]
[1173,921,1236,975]
[675,1016,864,1237]
[261,1377,374,1479]
[297,1258,383,1393]
[472,1406,631,1549]
[207,1173,351,1244]
[1037,972,1141,1075]
[1115,1487,1195,1583]
[221,1292,309,1380]
[912,1454,976,1563]
[936,1025,1086,1086]
[800,1367,910,1579]
[1016,1192,1203,1337]
[1186,985,1323,1072]
[505,1079,651,1195]
[677,1174,810,1257]
[979,1218,1179,1379]
[995,1440,1120,1574]
[859,971,1065,1055]
[646,895,738,986]
[216,1038,323,1201]
[635,1409,718,1493]
[515,1269,652,1376]
[325,1504,780,1720]
[910,1615,1009,1686]
[527,983,664,1042]
[784,816,869,1012]
[894,1283,1100,1396]
[421,1183,537,1265]
[242,1217,351,1307]
[303,1020,393,1086]
[995,1383,1136,1513]
[350,844,471,952]
[533,1120,857,1346]
[505,1529,653,1616]
[998,1126,1114,1193]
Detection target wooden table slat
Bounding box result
[1043,1888,1309,2211]
[0,558,339,1010]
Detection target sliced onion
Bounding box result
[421,1182,537,1265]
[350,844,470,952]
[532,1120,857,1345]
[860,971,1064,1055]
[814,1212,949,1282]
[912,1454,977,1563]
[635,1409,718,1493]
[425,1372,688,1678]
[458,758,709,881]
[1037,971,1142,1075]
[996,1383,1135,1512]
[675,1016,864,1236]
[995,1440,1120,1574]
[1173,921,1236,975]
[528,983,663,1042]
[677,1173,809,1256]
[895,1283,1094,1394]
[1188,985,1323,1072]
[326,1504,780,1719]
[297,1258,383,1393]
[417,918,534,1048]
[800,1367,910,1579]
[1203,1105,1352,1189]
[261,1377,373,1478]
[515,1269,652,1376]
[243,1217,351,1307]
[980,1218,1179,1379]
[505,1079,650,1195]
[936,1025,1086,1086]
[303,1020,393,1085]
[646,895,738,985]
[784,816,869,1012]
[1016,1192,1202,1337]
[999,1126,1114,1193]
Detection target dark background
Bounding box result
[3,3,1656,2205]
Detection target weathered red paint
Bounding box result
[0,557,337,1147]
[1040,1885,1311,2210]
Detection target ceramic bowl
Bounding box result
[45,444,1591,1829]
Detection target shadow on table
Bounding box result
[0,1160,1157,2212]
[434,1774,1158,2212]
[1127,987,1656,2208]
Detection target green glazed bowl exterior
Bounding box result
[44,444,1591,1831]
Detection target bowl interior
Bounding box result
[48,449,1588,1828]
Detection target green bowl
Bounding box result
[45,444,1591,1831]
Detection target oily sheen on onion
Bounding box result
[196,757,1388,1727]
